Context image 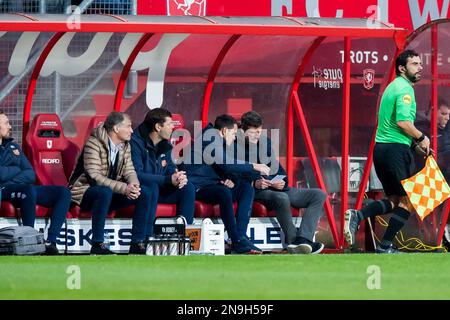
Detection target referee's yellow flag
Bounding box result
[401,155,450,220]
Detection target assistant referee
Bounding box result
[344,49,430,253]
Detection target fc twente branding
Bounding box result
[167,0,206,16]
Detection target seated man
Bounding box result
[433,99,450,238]
[240,111,326,254]
[182,114,270,254]
[415,98,450,241]
[131,108,195,238]
[434,100,450,180]
[0,110,71,255]
[415,98,450,179]
[69,112,155,255]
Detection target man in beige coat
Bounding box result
[69,112,156,255]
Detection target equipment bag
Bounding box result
[0,226,45,255]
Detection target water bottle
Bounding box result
[103,232,111,250]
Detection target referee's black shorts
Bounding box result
[373,142,415,197]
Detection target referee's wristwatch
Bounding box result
[414,133,425,143]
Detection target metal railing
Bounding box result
[0,1,138,143]
[0,0,70,14]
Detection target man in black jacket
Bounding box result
[415,99,450,180]
[182,115,270,254]
[131,108,195,239]
[240,111,326,254]
[0,110,71,255]
[416,99,450,241]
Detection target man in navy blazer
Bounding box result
[131,108,195,240]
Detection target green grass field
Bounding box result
[1,253,450,300]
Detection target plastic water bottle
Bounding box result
[103,232,111,250]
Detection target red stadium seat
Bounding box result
[252,202,270,217]
[194,201,215,218]
[86,115,107,137]
[25,114,76,186]
[170,113,185,141]
[0,201,17,218]
[197,203,256,219]
[199,201,249,218]
[24,114,78,218]
[116,203,177,218]
[251,201,300,217]
[212,202,238,218]
[71,206,115,219]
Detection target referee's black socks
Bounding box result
[380,206,411,248]
[360,199,393,220]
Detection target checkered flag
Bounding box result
[401,155,450,220]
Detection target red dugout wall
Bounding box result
[139,0,450,33]
[0,14,448,251]
[0,14,407,250]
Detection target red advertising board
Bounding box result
[138,0,450,33]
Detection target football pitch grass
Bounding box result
[1,253,450,300]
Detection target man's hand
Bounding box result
[413,142,427,157]
[418,135,430,156]
[414,136,434,158]
[252,163,270,176]
[254,178,271,190]
[171,170,187,188]
[220,179,235,189]
[271,180,285,190]
[171,172,180,186]
[176,171,188,189]
[126,183,141,200]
